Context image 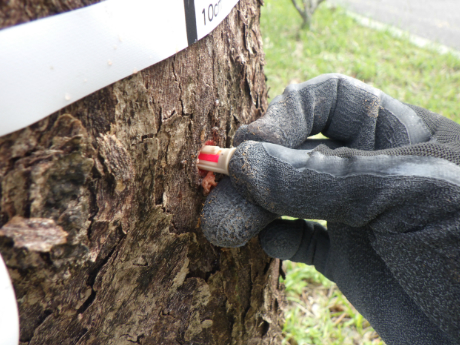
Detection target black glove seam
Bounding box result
[321,76,340,134]
[289,221,307,261]
[308,228,319,267]
[324,75,382,135]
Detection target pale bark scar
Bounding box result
[0,216,67,252]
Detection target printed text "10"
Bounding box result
[202,0,223,25]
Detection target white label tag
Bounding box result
[0,0,239,137]
[0,255,19,345]
[195,0,239,40]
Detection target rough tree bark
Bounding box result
[0,0,285,344]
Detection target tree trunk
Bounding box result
[0,1,285,344]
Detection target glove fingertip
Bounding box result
[233,122,284,147]
[233,124,252,147]
[201,177,277,248]
[259,219,307,260]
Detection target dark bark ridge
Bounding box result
[0,0,285,344]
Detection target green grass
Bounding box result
[261,1,460,344]
[261,0,460,123]
[281,262,383,345]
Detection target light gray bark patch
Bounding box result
[0,216,67,252]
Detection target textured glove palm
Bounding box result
[201,74,460,344]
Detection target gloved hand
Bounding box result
[201,74,460,344]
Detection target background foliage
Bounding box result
[262,0,460,122]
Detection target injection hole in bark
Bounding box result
[199,140,218,195]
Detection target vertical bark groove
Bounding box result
[0,1,285,344]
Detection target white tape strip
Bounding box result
[0,254,19,345]
[0,0,239,137]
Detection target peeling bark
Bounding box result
[0,0,285,344]
[0,217,67,252]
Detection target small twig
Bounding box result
[291,0,327,29]
[333,312,348,325]
[291,0,304,17]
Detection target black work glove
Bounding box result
[201,74,460,344]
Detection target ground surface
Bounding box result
[329,0,460,50]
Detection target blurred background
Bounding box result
[260,0,460,343]
[331,0,460,51]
